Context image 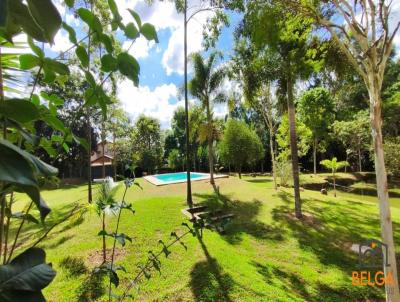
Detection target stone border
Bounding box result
[144,172,228,186]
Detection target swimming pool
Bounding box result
[144,172,228,186]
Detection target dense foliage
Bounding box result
[219,119,264,178]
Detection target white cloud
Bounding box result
[50,31,73,52]
[123,36,155,59]
[118,81,184,128]
[161,3,214,75]
[116,0,214,75]
[390,1,400,56]
[116,0,181,30]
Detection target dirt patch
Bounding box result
[286,212,321,227]
[87,248,126,267]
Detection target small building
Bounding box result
[91,141,114,180]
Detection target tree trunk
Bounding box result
[345,151,349,173]
[269,134,277,190]
[208,137,214,184]
[102,138,105,179]
[333,172,336,197]
[102,213,106,263]
[287,72,302,218]
[369,82,400,301]
[113,132,116,180]
[206,103,215,185]
[313,137,317,175]
[238,165,242,179]
[87,108,92,203]
[183,1,193,208]
[358,147,362,173]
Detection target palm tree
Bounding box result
[320,157,349,197]
[0,37,27,97]
[188,51,226,185]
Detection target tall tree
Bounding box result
[276,114,313,164]
[333,110,370,172]
[106,105,130,179]
[297,87,335,174]
[232,38,280,189]
[219,119,264,178]
[244,1,318,218]
[289,0,400,298]
[132,115,163,174]
[188,51,226,185]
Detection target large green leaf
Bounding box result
[76,45,89,68]
[128,9,141,28]
[6,119,40,146]
[0,139,58,177]
[65,0,74,8]
[140,23,158,43]
[108,0,119,18]
[0,0,7,27]
[101,54,118,72]
[77,8,102,34]
[0,99,39,123]
[39,110,66,133]
[39,137,57,157]
[124,23,139,39]
[42,67,56,83]
[99,33,113,53]
[62,22,77,45]
[84,71,96,87]
[0,248,56,302]
[19,54,40,70]
[8,0,47,42]
[43,58,69,75]
[117,53,139,86]
[27,0,62,44]
[84,87,96,105]
[40,92,64,106]
[0,140,37,188]
[27,37,44,59]
[0,139,56,219]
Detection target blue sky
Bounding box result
[43,0,242,129]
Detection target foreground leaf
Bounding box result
[27,0,62,43]
[140,23,158,42]
[117,53,139,86]
[0,99,39,123]
[0,248,56,302]
[19,54,41,70]
[76,46,89,68]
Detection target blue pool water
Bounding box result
[154,172,207,183]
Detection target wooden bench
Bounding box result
[181,206,235,233]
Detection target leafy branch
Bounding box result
[118,221,202,301]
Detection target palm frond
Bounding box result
[214,92,227,104]
[209,66,226,93]
[1,37,29,96]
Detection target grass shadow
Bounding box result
[193,191,285,245]
[270,192,389,300]
[244,179,273,184]
[42,234,75,249]
[252,261,312,301]
[190,230,234,302]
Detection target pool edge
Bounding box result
[144,173,229,186]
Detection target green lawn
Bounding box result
[11,173,400,301]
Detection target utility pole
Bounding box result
[183,0,222,208]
